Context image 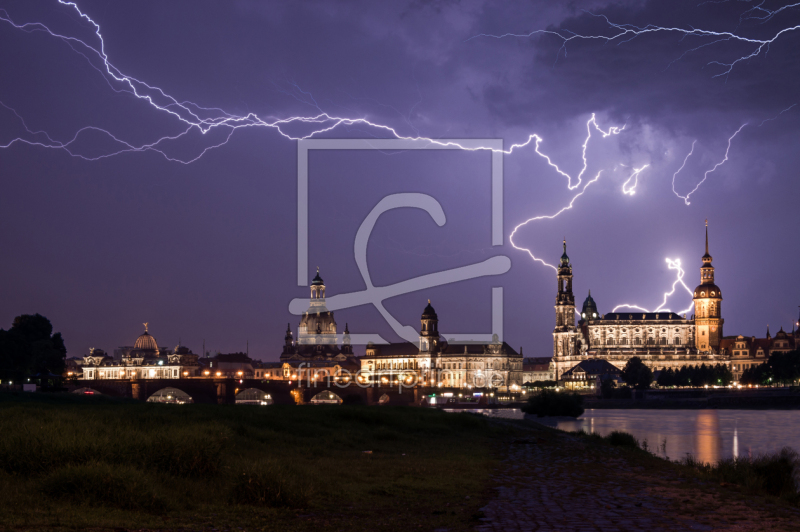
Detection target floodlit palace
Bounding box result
[552,222,799,381]
[71,221,798,391]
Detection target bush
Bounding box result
[40,462,169,513]
[230,461,313,508]
[606,431,639,448]
[522,389,584,418]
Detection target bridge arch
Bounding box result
[146,387,194,404]
[235,388,274,405]
[310,390,342,404]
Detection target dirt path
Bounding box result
[475,421,800,532]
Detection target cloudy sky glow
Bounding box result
[1,0,798,359]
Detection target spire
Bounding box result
[767,324,771,338]
[705,219,709,255]
[344,323,349,334]
[560,239,570,266]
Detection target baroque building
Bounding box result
[280,269,356,364]
[552,223,729,379]
[77,324,200,380]
[722,324,800,381]
[359,300,524,390]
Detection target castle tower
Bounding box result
[555,240,575,328]
[553,240,580,378]
[419,300,440,353]
[692,221,723,352]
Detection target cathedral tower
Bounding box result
[693,221,723,352]
[553,240,581,378]
[555,240,575,329]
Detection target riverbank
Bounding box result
[476,418,800,531]
[0,392,499,531]
[3,393,800,531]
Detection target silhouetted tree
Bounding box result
[621,356,653,390]
[0,314,67,381]
[657,367,675,387]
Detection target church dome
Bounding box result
[422,300,438,319]
[693,284,722,299]
[134,330,158,351]
[581,291,598,319]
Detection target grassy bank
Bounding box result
[0,392,505,531]
[570,427,800,507]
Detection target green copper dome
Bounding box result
[560,239,570,266]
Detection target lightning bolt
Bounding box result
[621,164,650,196]
[469,7,800,79]
[0,1,786,321]
[612,258,695,316]
[673,124,747,205]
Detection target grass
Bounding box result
[569,427,800,507]
[681,448,800,504]
[0,391,507,531]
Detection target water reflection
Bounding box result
[695,411,721,464]
[548,409,800,462]
[444,408,799,463]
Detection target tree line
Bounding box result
[0,314,67,382]
[739,350,800,386]
[655,363,733,387]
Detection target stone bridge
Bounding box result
[71,378,429,406]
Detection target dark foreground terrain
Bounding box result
[1,393,799,531]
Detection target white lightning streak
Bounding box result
[470,10,800,78]
[621,164,650,195]
[612,258,695,315]
[673,124,747,205]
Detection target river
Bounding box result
[451,408,800,462]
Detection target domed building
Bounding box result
[115,323,167,361]
[280,269,356,363]
[551,223,726,380]
[79,324,200,381]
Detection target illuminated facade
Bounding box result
[552,224,728,379]
[360,301,524,390]
[76,326,200,380]
[280,269,357,364]
[692,221,723,352]
[723,326,799,381]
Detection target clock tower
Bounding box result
[693,221,723,352]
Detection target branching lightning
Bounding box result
[673,124,747,205]
[469,8,800,78]
[621,164,650,195]
[612,258,695,315]
[1,1,791,320]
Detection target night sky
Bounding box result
[1,0,798,361]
